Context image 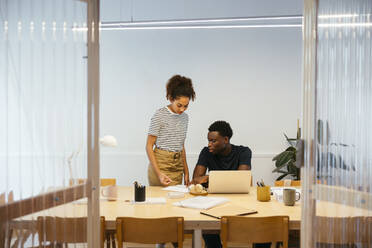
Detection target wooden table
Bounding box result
[14,186,301,248]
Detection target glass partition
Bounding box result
[302,0,372,247]
[0,0,94,247]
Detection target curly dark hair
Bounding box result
[208,121,233,139]
[166,75,196,101]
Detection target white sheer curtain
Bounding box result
[0,0,88,246]
[0,0,87,200]
[303,0,372,247]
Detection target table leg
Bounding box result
[111,233,116,248]
[106,231,111,248]
[0,224,5,248]
[192,229,202,248]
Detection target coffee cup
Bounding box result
[257,186,271,202]
[283,188,300,206]
[101,185,118,200]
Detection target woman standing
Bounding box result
[146,75,196,186]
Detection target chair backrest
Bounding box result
[116,217,184,248]
[220,216,289,248]
[7,191,14,202]
[0,193,5,205]
[69,178,116,187]
[37,216,105,248]
[315,216,372,245]
[0,191,14,205]
[274,180,301,187]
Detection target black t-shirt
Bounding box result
[196,144,252,171]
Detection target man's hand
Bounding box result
[158,173,172,186]
[184,173,190,186]
[191,165,208,185]
[190,175,209,185]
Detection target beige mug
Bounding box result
[101,185,118,200]
[283,188,300,206]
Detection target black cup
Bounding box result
[134,185,146,202]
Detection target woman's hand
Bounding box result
[158,173,172,186]
[184,172,190,186]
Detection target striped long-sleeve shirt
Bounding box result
[148,107,188,152]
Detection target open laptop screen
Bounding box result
[208,170,251,193]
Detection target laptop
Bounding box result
[208,170,251,194]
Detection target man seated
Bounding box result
[191,120,252,185]
[191,120,252,248]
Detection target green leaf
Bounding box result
[272,152,283,161]
[272,159,293,172]
[285,146,296,152]
[276,173,290,181]
[275,151,294,167]
[273,169,288,174]
[273,149,294,161]
[284,133,290,142]
[288,163,297,174]
[284,133,297,146]
[273,133,301,180]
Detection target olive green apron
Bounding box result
[148,148,183,186]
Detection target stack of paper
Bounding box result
[173,196,229,210]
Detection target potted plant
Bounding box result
[272,133,301,181]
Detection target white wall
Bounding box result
[99,1,303,186]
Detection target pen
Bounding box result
[256,181,264,187]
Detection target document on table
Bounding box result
[162,185,189,193]
[173,196,229,210]
[200,204,257,219]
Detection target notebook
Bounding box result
[208,170,251,193]
[200,204,257,219]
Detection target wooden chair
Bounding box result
[315,216,372,247]
[68,178,116,247]
[220,216,289,248]
[37,216,106,248]
[3,190,32,248]
[0,192,5,205]
[0,193,5,247]
[274,180,301,187]
[69,178,116,187]
[116,217,184,248]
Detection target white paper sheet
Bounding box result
[162,185,189,193]
[173,196,229,210]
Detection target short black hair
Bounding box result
[166,75,196,101]
[208,121,233,139]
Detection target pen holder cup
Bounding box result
[134,185,146,202]
[257,186,271,202]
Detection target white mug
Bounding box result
[101,185,118,200]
